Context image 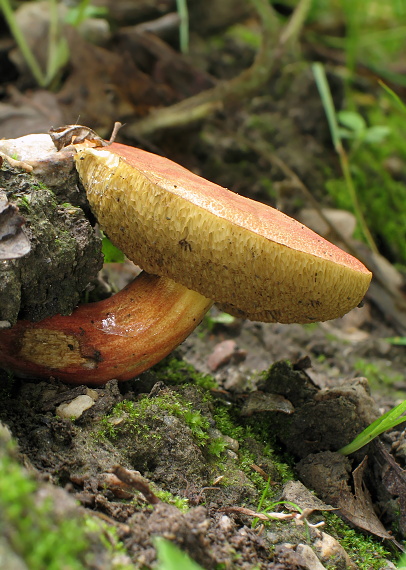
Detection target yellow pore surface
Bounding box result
[75,147,372,324]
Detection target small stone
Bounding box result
[208,429,239,452]
[225,449,238,460]
[218,515,234,533]
[222,435,239,452]
[56,395,95,419]
[296,544,327,570]
[282,480,335,513]
[207,339,246,371]
[298,208,356,241]
[240,391,294,416]
[86,388,99,400]
[314,532,357,570]
[208,428,222,439]
[223,370,249,392]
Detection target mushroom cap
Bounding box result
[75,143,372,323]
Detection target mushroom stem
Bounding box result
[0,272,212,385]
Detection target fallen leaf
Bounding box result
[336,456,393,541]
[374,439,406,537]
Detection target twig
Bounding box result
[111,465,160,505]
[125,0,311,139]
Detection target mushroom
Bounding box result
[75,142,371,324]
[0,137,372,385]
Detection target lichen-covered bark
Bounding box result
[0,163,102,325]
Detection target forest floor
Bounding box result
[1,1,406,569]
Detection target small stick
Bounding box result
[111,465,160,505]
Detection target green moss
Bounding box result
[82,518,134,569]
[211,403,294,507]
[32,181,49,191]
[94,357,396,569]
[355,358,403,389]
[16,194,31,211]
[153,357,217,390]
[0,427,135,570]
[208,438,229,457]
[100,392,211,446]
[153,489,189,512]
[324,514,392,570]
[0,446,87,569]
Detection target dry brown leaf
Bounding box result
[336,457,393,541]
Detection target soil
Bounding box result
[1,1,406,569]
[1,304,405,568]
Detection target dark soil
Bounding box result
[1,304,405,568]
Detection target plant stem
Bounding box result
[280,0,313,46]
[312,62,379,255]
[72,0,90,26]
[126,0,280,138]
[0,0,45,86]
[339,150,379,255]
[46,0,59,85]
[176,0,189,54]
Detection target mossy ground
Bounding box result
[94,356,395,569]
[0,348,400,569]
[0,424,133,570]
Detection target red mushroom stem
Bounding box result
[0,272,212,385]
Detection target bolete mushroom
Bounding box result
[0,136,372,385]
[74,142,371,324]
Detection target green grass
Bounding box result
[323,92,406,265]
[0,0,107,88]
[339,399,406,455]
[155,538,204,570]
[313,62,378,254]
[308,3,406,266]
